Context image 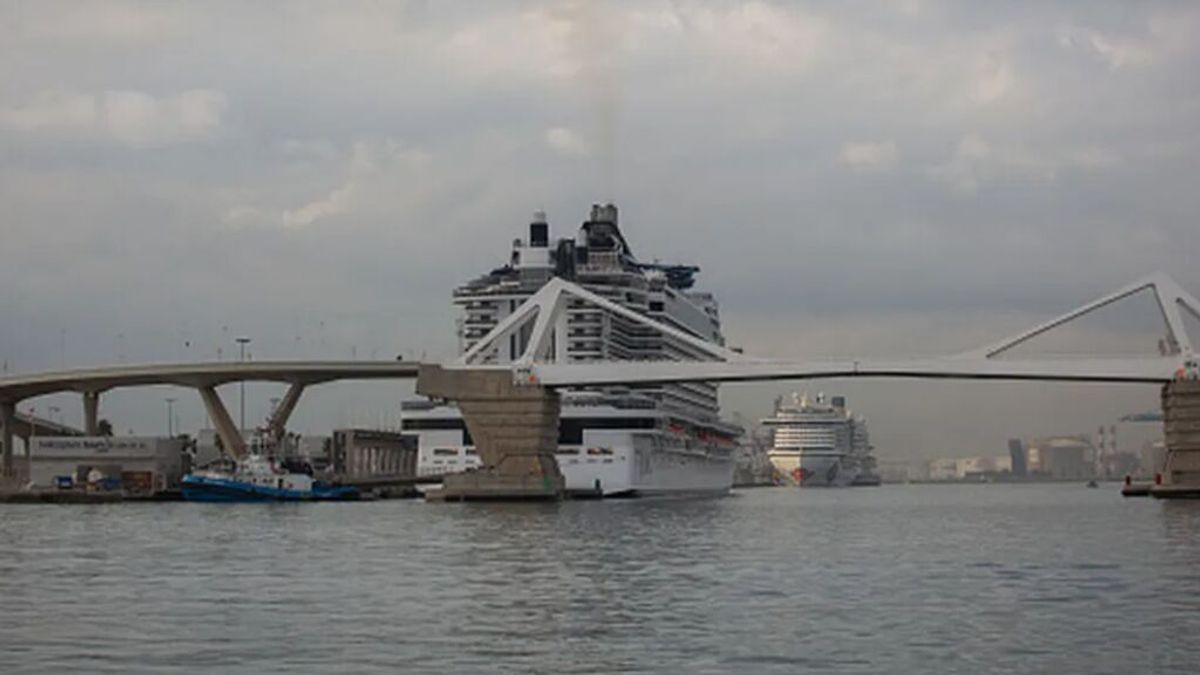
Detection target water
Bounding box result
[1,485,1199,674]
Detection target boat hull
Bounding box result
[768,452,855,487]
[558,438,734,497]
[181,475,358,502]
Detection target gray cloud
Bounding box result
[1,0,1195,460]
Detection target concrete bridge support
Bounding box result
[416,365,563,500]
[82,391,100,435]
[198,386,248,458]
[267,383,305,445]
[1,402,14,479]
[1155,380,1200,498]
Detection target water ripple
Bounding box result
[2,486,1200,673]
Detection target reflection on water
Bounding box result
[1,486,1199,674]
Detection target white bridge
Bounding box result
[450,272,1199,387]
[3,272,1199,496]
[414,270,1200,499]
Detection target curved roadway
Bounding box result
[0,360,423,404]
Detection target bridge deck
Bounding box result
[527,357,1178,387]
[0,360,422,403]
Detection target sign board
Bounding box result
[31,437,168,460]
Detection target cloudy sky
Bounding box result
[2,1,1197,460]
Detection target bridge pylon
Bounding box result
[416,365,563,501]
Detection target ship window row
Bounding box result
[662,389,719,408]
[406,417,657,446]
[429,448,479,457]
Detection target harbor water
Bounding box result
[2,485,1199,674]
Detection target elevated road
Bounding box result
[0,361,422,472]
[0,360,422,403]
[10,413,85,439]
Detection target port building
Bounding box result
[28,436,184,493]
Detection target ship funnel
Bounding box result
[530,210,549,248]
[590,202,618,225]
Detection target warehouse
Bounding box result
[29,437,185,494]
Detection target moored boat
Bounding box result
[764,392,879,487]
[182,455,358,502]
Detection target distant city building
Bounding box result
[963,455,1012,477]
[1026,436,1095,480]
[926,456,1013,480]
[927,458,961,481]
[929,431,1150,483]
[1008,439,1027,476]
[877,459,918,483]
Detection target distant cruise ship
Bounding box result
[401,204,741,496]
[763,392,879,487]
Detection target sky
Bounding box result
[2,0,1198,461]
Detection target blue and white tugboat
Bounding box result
[182,455,359,502]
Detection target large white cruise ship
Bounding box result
[402,204,741,496]
[763,392,879,487]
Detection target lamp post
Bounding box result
[236,337,251,441]
[165,397,176,438]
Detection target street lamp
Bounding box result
[165,397,176,437]
[236,337,251,439]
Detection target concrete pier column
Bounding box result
[416,365,563,500]
[198,386,247,458]
[1,402,14,479]
[268,383,305,444]
[1154,380,1200,498]
[82,391,100,435]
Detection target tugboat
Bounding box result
[182,455,359,502]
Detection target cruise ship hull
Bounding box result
[406,410,736,498]
[559,441,735,497]
[768,452,854,487]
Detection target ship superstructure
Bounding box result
[763,392,878,487]
[402,204,739,496]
